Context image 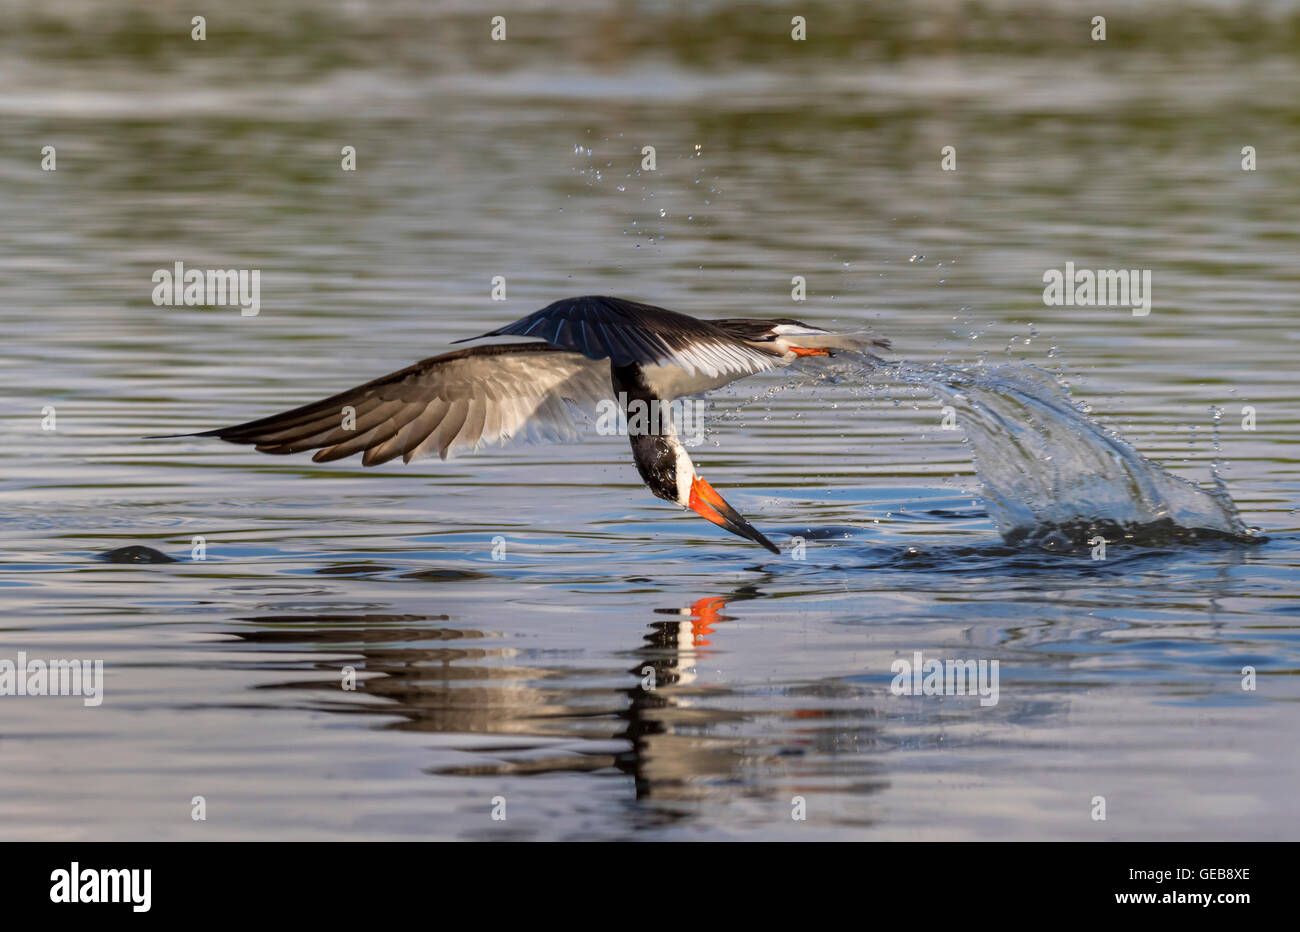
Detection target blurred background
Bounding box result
[1,0,1297,840]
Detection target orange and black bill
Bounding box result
[687,476,780,554]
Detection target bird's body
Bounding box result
[158,295,888,551]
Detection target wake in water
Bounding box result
[881,361,1257,549]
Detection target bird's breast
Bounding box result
[637,359,763,400]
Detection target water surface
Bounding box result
[2,1,1298,840]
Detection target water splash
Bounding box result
[883,361,1257,549]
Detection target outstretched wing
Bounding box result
[164,343,613,465]
[455,294,779,379]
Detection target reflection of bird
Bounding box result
[158,295,888,551]
[676,595,733,648]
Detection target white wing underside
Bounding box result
[657,339,779,382]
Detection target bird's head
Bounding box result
[628,431,779,554]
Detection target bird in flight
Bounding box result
[159,296,888,552]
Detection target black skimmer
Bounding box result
[160,295,888,552]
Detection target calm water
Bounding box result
[2,1,1298,840]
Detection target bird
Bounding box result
[156,295,889,552]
